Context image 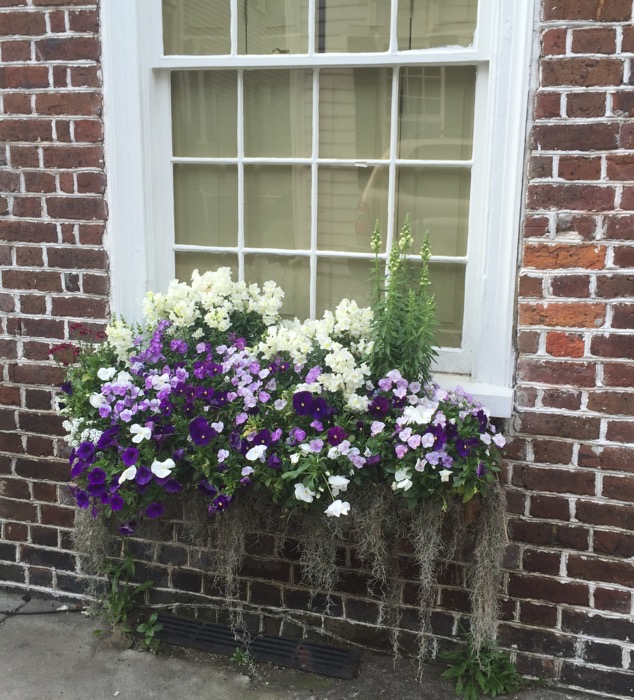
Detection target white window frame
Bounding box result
[101,0,536,417]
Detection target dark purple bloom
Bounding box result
[172,448,185,462]
[429,424,447,450]
[70,459,88,479]
[310,397,331,419]
[135,465,153,485]
[208,493,233,514]
[292,391,313,416]
[76,441,95,464]
[197,480,217,498]
[96,427,120,451]
[365,454,381,466]
[327,426,348,446]
[60,381,73,396]
[162,478,182,494]
[229,431,243,452]
[240,476,252,487]
[476,462,487,478]
[118,521,136,536]
[194,386,215,403]
[145,502,164,519]
[109,493,125,511]
[369,396,389,418]
[252,429,272,446]
[455,439,471,458]
[87,467,106,486]
[121,447,139,467]
[267,454,281,469]
[189,416,215,446]
[87,483,107,501]
[75,490,90,509]
[475,410,488,433]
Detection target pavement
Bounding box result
[0,587,599,700]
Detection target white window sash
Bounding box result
[101,0,536,417]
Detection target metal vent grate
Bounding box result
[155,613,362,679]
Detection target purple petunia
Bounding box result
[96,427,120,451]
[87,467,106,485]
[76,441,95,464]
[121,447,139,467]
[197,480,217,498]
[75,490,90,509]
[145,502,164,519]
[118,521,137,537]
[109,493,125,511]
[161,478,182,494]
[135,465,153,485]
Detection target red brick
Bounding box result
[517,330,540,353]
[0,385,20,407]
[26,436,56,460]
[14,246,44,266]
[556,215,598,239]
[48,9,65,33]
[577,500,634,529]
[532,123,619,151]
[35,37,100,62]
[594,586,631,613]
[520,302,605,328]
[52,64,67,89]
[545,332,585,358]
[605,215,634,240]
[0,118,52,142]
[9,363,63,386]
[533,439,575,465]
[534,92,561,119]
[0,65,48,89]
[523,549,561,576]
[530,494,571,520]
[14,458,68,482]
[542,28,566,56]
[566,92,607,119]
[518,275,543,297]
[23,340,56,361]
[76,172,106,194]
[568,555,634,587]
[558,156,601,181]
[542,388,582,410]
[613,245,634,267]
[42,145,103,169]
[0,498,37,523]
[12,196,42,218]
[0,39,31,62]
[524,243,606,269]
[3,92,31,114]
[612,91,634,117]
[602,475,634,502]
[571,28,616,55]
[529,155,552,179]
[68,9,99,33]
[606,419,634,442]
[518,601,558,627]
[543,0,632,21]
[588,390,634,415]
[51,296,108,319]
[619,121,634,148]
[606,154,634,180]
[47,246,107,270]
[35,92,102,117]
[3,522,28,542]
[612,304,634,330]
[70,65,101,89]
[20,294,47,315]
[517,412,601,440]
[594,530,634,558]
[596,274,634,297]
[578,444,634,471]
[515,465,595,495]
[518,358,595,386]
[618,189,634,211]
[0,169,20,192]
[46,196,107,221]
[603,363,634,387]
[624,25,634,53]
[508,573,589,606]
[24,388,53,411]
[550,274,591,298]
[527,184,614,212]
[591,334,634,359]
[0,11,46,36]
[73,120,103,143]
[9,145,39,168]
[542,59,623,88]
[23,170,55,193]
[3,269,62,292]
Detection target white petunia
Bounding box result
[130,423,152,443]
[97,367,116,381]
[294,483,316,503]
[246,445,267,461]
[325,500,350,517]
[394,467,411,482]
[395,478,413,491]
[118,466,137,484]
[439,469,453,482]
[327,475,350,497]
[89,393,107,409]
[151,458,175,478]
[402,403,437,426]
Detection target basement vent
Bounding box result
[155,613,362,679]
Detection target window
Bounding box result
[101,0,535,416]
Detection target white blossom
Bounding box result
[325,500,350,517]
[294,483,316,503]
[151,458,175,478]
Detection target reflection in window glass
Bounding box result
[245,254,310,319]
[320,0,390,52]
[172,72,237,158]
[244,70,312,158]
[173,165,238,247]
[238,0,308,54]
[397,0,478,50]
[319,68,391,160]
[316,257,373,317]
[428,263,465,348]
[244,166,311,249]
[163,0,230,55]
[175,252,238,283]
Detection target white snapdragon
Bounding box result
[105,319,134,363]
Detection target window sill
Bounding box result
[434,374,513,418]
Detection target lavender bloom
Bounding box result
[267,454,281,469]
[170,339,188,354]
[305,365,322,384]
[121,447,139,467]
[476,462,487,478]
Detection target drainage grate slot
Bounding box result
[155,613,362,679]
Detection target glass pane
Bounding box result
[238,0,308,54]
[244,166,311,249]
[245,254,310,319]
[316,257,372,317]
[319,68,391,160]
[318,167,387,253]
[397,0,478,50]
[244,70,312,158]
[172,72,237,158]
[174,165,238,247]
[395,168,470,257]
[399,67,475,161]
[163,0,230,55]
[320,1,390,52]
[175,252,238,283]
[429,263,465,348]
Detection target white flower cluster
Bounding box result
[142,268,284,332]
[105,319,134,364]
[62,418,102,448]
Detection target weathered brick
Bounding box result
[46,197,107,221]
[534,92,561,119]
[0,118,52,142]
[594,586,631,613]
[527,184,614,211]
[519,302,605,328]
[558,156,601,181]
[0,65,48,89]
[543,0,632,21]
[532,123,619,151]
[571,28,616,55]
[530,494,571,520]
[587,391,634,416]
[0,11,46,36]
[523,549,561,576]
[516,465,595,495]
[36,92,102,117]
[517,412,601,440]
[603,362,634,387]
[508,573,589,606]
[591,334,634,359]
[576,500,634,529]
[34,37,100,62]
[542,28,566,57]
[532,439,574,465]
[594,529,634,558]
[47,246,107,270]
[3,269,62,292]
[545,333,585,359]
[606,418,634,442]
[596,274,634,297]
[523,243,606,269]
[542,387,582,410]
[550,274,591,298]
[542,59,623,88]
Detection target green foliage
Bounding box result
[136,612,163,652]
[369,218,437,384]
[103,541,154,626]
[230,646,251,667]
[440,638,523,699]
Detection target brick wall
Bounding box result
[0,1,633,698]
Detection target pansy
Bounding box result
[151,458,175,478]
[246,445,267,461]
[327,475,349,497]
[327,426,348,446]
[130,423,152,443]
[292,391,313,416]
[294,483,316,503]
[97,367,117,381]
[325,500,350,517]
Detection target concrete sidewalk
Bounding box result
[0,588,596,700]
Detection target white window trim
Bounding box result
[101,0,536,417]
